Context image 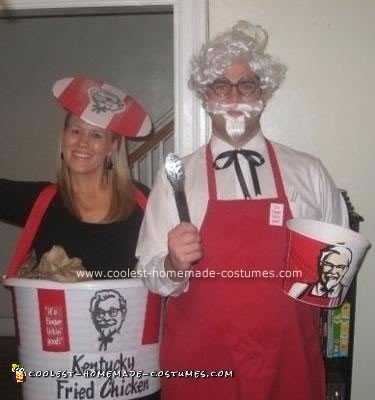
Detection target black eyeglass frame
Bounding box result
[209,77,262,98]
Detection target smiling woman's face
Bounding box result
[61,114,116,178]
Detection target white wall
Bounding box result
[209,0,374,398]
[0,12,173,332]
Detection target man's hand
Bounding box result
[164,222,203,281]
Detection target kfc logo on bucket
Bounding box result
[89,290,127,351]
[284,218,371,308]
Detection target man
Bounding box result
[90,289,127,351]
[136,21,348,400]
[315,245,351,295]
[305,244,351,304]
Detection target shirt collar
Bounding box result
[313,282,342,297]
[209,130,266,160]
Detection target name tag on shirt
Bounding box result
[269,203,284,226]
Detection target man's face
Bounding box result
[320,253,349,289]
[93,297,125,337]
[205,63,264,147]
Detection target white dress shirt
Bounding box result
[136,131,349,296]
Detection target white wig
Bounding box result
[320,244,353,266]
[189,20,287,101]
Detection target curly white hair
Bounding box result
[189,20,286,102]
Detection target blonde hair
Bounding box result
[57,113,136,222]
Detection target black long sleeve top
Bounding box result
[0,179,149,279]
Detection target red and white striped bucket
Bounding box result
[283,219,370,308]
[3,277,161,399]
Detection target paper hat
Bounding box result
[52,77,152,138]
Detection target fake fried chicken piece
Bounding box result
[19,246,91,282]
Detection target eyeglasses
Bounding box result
[95,307,121,320]
[209,77,261,98]
[321,261,348,271]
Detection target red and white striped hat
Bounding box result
[52,77,152,138]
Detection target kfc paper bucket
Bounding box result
[283,219,370,308]
[3,277,161,400]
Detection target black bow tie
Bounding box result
[321,286,337,297]
[213,149,265,199]
[98,335,114,351]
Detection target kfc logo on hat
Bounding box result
[88,87,126,115]
[52,77,152,138]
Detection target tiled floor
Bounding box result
[0,337,22,399]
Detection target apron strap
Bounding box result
[6,184,58,278]
[134,187,148,211]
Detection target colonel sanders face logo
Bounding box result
[89,87,125,114]
[90,290,127,351]
[318,245,352,293]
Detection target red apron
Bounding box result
[161,141,325,400]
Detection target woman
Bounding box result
[1,77,151,279]
[2,79,162,400]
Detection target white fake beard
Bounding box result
[225,114,246,138]
[204,101,264,139]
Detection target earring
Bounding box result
[106,156,113,170]
[60,152,64,160]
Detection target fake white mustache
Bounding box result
[204,101,264,118]
[204,101,264,138]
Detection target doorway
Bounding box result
[0,0,207,337]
